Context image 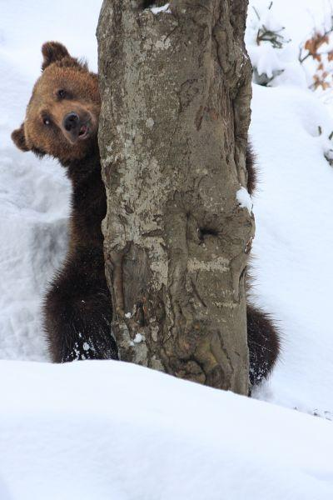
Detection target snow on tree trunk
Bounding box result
[97,0,254,395]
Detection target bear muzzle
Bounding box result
[62,111,93,144]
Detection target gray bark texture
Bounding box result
[97,0,254,395]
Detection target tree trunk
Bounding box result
[97,0,254,395]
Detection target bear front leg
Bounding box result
[43,248,118,363]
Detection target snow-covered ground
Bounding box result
[1,0,333,498]
[1,360,333,500]
[247,0,333,418]
[250,84,333,417]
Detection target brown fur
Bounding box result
[246,143,257,195]
[12,42,279,386]
[247,305,280,386]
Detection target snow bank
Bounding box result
[250,84,333,418]
[245,1,333,419]
[1,360,333,500]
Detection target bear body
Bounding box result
[12,42,279,385]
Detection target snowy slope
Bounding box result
[1,360,333,500]
[245,1,333,418]
[250,84,333,417]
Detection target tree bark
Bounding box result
[97,0,254,395]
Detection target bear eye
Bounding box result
[57,89,66,99]
[43,117,51,126]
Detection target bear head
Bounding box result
[12,42,101,165]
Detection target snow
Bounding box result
[246,1,310,88]
[1,0,333,497]
[150,4,171,15]
[1,360,333,500]
[249,84,333,417]
[133,333,144,344]
[237,187,253,213]
[245,2,333,418]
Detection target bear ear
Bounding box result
[41,41,70,71]
[11,123,30,152]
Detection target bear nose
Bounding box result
[63,112,79,132]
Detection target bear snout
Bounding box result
[62,111,91,143]
[63,112,79,132]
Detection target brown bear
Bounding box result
[12,42,118,363]
[12,42,279,386]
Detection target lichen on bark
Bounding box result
[97,0,254,394]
